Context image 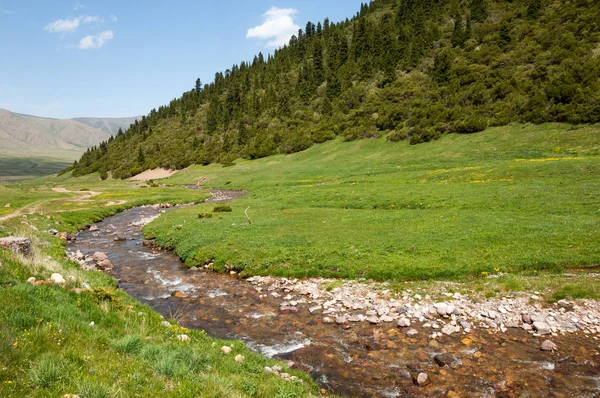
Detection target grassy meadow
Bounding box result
[144,123,600,281]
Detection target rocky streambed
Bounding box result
[67,205,600,397]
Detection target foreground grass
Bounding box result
[0,182,319,397]
[144,123,600,281]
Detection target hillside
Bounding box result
[72,0,600,179]
[0,109,111,152]
[0,109,139,179]
[73,116,141,136]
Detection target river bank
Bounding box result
[67,204,600,397]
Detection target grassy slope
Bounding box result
[0,180,318,397]
[144,123,600,281]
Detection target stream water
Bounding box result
[67,206,600,397]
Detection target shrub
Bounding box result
[409,127,440,145]
[213,205,232,213]
[387,127,410,142]
[456,117,488,134]
[198,212,213,219]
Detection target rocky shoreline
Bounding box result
[244,275,600,341]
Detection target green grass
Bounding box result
[143,123,600,281]
[0,241,318,397]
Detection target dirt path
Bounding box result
[0,188,108,223]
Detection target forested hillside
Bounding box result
[72,0,600,179]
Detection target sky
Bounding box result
[0,1,364,119]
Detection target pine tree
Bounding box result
[470,0,488,22]
[195,78,202,94]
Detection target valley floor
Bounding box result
[0,123,599,396]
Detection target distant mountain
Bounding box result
[0,108,140,178]
[73,116,141,136]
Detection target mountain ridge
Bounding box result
[68,0,600,178]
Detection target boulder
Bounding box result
[0,237,33,257]
[92,252,108,262]
[50,273,66,285]
[541,340,557,352]
[97,259,113,270]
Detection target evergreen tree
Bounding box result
[470,0,488,22]
[195,78,202,94]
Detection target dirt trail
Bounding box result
[0,187,118,223]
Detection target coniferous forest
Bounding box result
[72,0,600,179]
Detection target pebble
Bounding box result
[397,318,411,327]
[406,329,419,336]
[27,277,36,285]
[416,372,429,386]
[235,354,245,362]
[161,321,172,328]
[221,346,232,354]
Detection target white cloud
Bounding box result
[44,15,102,33]
[1,7,15,15]
[109,15,117,22]
[74,2,85,11]
[78,30,113,49]
[246,7,300,48]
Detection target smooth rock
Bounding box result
[397,318,411,328]
[533,322,551,335]
[406,328,419,336]
[235,354,245,362]
[50,273,66,285]
[322,317,334,324]
[416,372,429,386]
[221,346,232,354]
[27,277,36,285]
[367,316,379,324]
[92,252,108,262]
[308,305,322,314]
[161,321,172,328]
[541,340,557,351]
[434,302,449,316]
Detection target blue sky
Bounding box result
[0,1,364,119]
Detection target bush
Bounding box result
[456,117,488,134]
[198,212,213,219]
[387,127,410,142]
[213,205,232,213]
[409,127,440,145]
